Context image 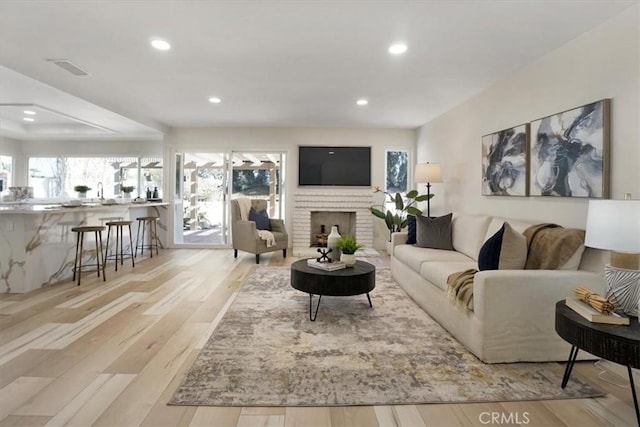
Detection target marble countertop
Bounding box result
[0,201,169,214]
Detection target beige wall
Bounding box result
[416,5,640,228]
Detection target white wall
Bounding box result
[166,127,416,248]
[417,5,640,228]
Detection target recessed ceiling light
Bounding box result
[23,110,36,115]
[23,117,35,122]
[208,97,222,104]
[389,43,408,55]
[151,39,171,51]
[356,99,368,106]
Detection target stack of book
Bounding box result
[565,298,630,325]
[307,259,346,271]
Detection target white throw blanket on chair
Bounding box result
[236,198,252,221]
[258,230,276,247]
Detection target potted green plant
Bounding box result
[120,185,135,199]
[337,235,363,267]
[370,188,431,241]
[73,185,91,198]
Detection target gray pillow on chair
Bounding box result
[415,213,454,250]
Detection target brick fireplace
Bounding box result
[292,191,373,256]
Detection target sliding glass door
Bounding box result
[172,150,285,247]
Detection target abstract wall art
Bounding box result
[529,99,610,198]
[482,124,529,196]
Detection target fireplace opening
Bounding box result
[309,211,356,247]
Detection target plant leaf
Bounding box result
[407,206,422,216]
[414,194,433,202]
[370,207,386,220]
[406,190,418,199]
[394,193,404,211]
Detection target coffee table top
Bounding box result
[290,259,375,297]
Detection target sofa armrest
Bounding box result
[473,269,603,324]
[390,231,408,248]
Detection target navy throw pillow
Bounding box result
[478,224,505,271]
[249,208,271,231]
[478,222,527,271]
[406,215,417,244]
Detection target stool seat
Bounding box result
[71,225,106,286]
[104,221,135,271]
[72,226,106,232]
[105,220,133,226]
[135,216,160,258]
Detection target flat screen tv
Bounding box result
[298,146,371,186]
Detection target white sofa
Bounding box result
[390,213,604,363]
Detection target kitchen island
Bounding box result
[0,201,169,293]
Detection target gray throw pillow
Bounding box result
[415,213,454,250]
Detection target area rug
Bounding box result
[170,267,602,406]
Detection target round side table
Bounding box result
[555,300,640,425]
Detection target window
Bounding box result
[27,156,163,199]
[0,155,12,192]
[385,150,408,194]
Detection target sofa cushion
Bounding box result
[452,214,492,261]
[419,261,479,292]
[249,208,271,230]
[394,244,474,273]
[478,222,527,270]
[415,213,454,250]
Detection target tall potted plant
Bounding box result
[370,188,431,241]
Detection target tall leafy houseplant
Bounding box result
[370,189,431,241]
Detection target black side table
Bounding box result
[555,301,640,425]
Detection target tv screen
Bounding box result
[298,146,371,186]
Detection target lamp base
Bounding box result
[611,251,640,270]
[604,264,640,317]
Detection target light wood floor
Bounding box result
[0,249,637,427]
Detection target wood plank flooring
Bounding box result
[0,249,636,427]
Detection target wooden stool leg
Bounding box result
[141,221,146,257]
[118,225,124,267]
[104,225,112,266]
[135,220,142,258]
[114,225,120,271]
[78,232,85,286]
[98,230,106,281]
[94,231,101,278]
[73,232,80,282]
[128,224,135,268]
[154,219,159,256]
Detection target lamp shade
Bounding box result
[415,162,443,184]
[584,200,640,253]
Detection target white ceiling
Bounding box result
[0,0,637,140]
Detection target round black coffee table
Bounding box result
[555,300,640,424]
[290,259,376,321]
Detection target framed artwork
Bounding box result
[482,123,529,196]
[529,99,610,198]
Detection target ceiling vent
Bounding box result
[46,59,90,76]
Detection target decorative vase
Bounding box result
[123,192,131,199]
[77,192,86,199]
[327,225,341,262]
[341,253,356,267]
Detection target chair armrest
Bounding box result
[269,218,286,234]
[232,220,260,250]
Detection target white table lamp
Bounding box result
[585,198,640,317]
[415,162,443,217]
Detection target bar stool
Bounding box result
[104,220,135,271]
[135,216,160,258]
[71,225,106,286]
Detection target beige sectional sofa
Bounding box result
[390,213,604,363]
